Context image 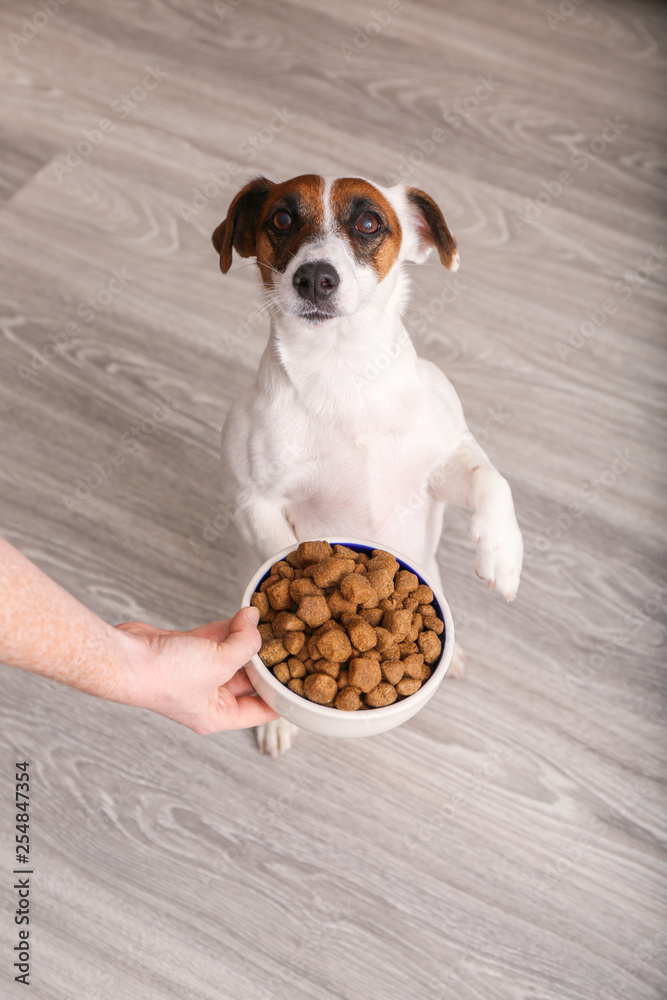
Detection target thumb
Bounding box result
[216,606,262,666]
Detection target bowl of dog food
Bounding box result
[242,538,455,738]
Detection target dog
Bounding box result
[212,174,523,756]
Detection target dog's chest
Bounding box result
[285,421,442,536]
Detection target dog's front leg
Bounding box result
[430,437,523,601]
[233,497,298,565]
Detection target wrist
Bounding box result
[87,622,148,705]
[105,624,154,709]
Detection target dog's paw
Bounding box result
[471,510,523,602]
[256,719,298,757]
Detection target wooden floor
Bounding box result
[1,1,666,997]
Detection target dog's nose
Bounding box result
[292,261,339,304]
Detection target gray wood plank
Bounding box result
[0,1,665,998]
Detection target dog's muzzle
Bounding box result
[292,261,340,319]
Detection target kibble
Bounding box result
[396,677,422,696]
[311,556,356,588]
[251,592,270,617]
[297,594,331,628]
[382,609,413,641]
[327,589,358,617]
[252,541,444,710]
[380,660,405,685]
[365,682,398,708]
[335,687,363,711]
[273,662,290,684]
[401,653,425,678]
[283,631,306,655]
[348,657,382,693]
[316,659,341,679]
[317,629,353,662]
[290,577,324,602]
[366,568,395,600]
[340,573,378,607]
[394,570,419,597]
[266,578,292,611]
[346,616,377,652]
[297,540,332,564]
[272,611,306,636]
[303,672,338,704]
[418,629,442,664]
[288,658,307,679]
[413,584,434,604]
[423,615,444,635]
[258,637,288,667]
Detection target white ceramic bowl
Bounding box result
[242,538,455,738]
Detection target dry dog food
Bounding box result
[251,541,444,711]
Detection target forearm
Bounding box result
[0,539,136,703]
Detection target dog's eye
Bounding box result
[272,210,293,231]
[356,213,380,234]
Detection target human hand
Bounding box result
[115,606,279,734]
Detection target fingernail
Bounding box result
[246,606,260,625]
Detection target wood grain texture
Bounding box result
[0,0,666,998]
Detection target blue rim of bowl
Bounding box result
[247,539,453,717]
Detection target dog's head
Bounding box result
[212,174,458,323]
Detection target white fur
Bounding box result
[219,179,523,755]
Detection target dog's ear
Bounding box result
[212,177,275,273]
[404,187,459,271]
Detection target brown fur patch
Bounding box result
[330,178,402,282]
[212,177,275,273]
[254,174,325,286]
[406,187,458,269]
[212,175,326,283]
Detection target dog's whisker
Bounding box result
[230,262,260,273]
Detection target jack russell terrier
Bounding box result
[212,174,523,757]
